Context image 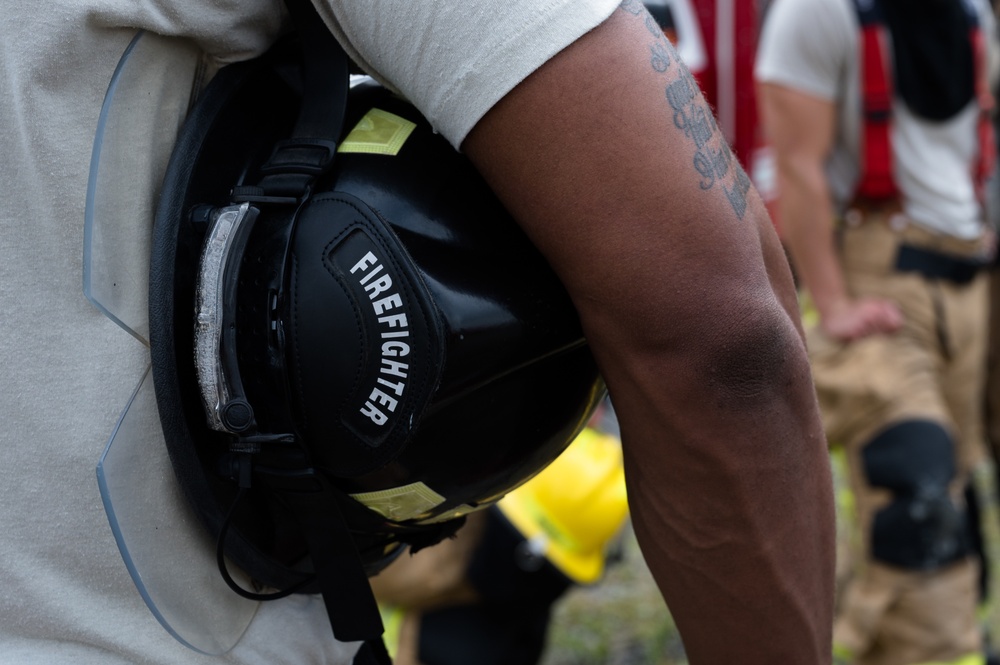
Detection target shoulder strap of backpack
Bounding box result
[853,0,897,201]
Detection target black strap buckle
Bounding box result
[235,138,339,202]
[261,138,338,176]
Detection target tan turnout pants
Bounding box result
[808,211,990,665]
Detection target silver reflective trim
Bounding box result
[194,202,253,432]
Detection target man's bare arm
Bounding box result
[463,6,835,663]
[759,81,901,340]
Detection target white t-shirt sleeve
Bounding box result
[755,0,853,102]
[313,0,619,149]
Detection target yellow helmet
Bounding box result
[497,427,629,585]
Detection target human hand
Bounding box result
[820,297,902,342]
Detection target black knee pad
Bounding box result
[862,420,971,570]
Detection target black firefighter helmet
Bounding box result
[147,16,605,647]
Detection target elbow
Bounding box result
[692,292,810,410]
[583,271,814,418]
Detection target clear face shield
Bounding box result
[86,31,260,655]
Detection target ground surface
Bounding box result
[540,455,1000,665]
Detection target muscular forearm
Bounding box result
[569,184,833,664]
[774,149,901,340]
[565,213,835,664]
[604,292,834,664]
[777,157,847,319]
[758,80,849,323]
[465,7,834,663]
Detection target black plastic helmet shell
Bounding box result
[149,36,605,589]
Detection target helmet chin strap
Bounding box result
[214,479,389,657]
[213,447,467,650]
[232,0,347,207]
[224,459,386,643]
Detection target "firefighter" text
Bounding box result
[349,250,410,427]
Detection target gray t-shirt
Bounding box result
[755,0,995,239]
[0,1,617,663]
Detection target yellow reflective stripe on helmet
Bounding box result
[416,503,482,525]
[349,482,445,522]
[338,108,416,155]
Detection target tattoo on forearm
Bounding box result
[650,40,671,72]
[619,0,751,219]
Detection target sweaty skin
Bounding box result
[463,6,835,664]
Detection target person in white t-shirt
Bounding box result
[0,1,834,663]
[757,0,998,663]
